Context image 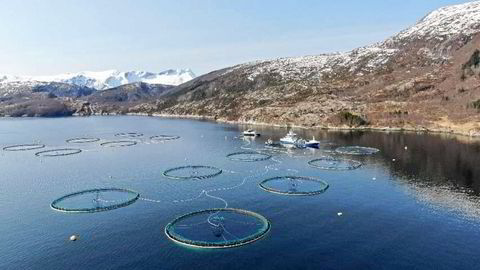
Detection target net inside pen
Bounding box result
[165,208,270,248]
[51,188,140,213]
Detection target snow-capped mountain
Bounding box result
[224,1,480,82]
[0,69,195,90]
[394,1,480,40]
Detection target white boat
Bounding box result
[280,130,299,145]
[243,129,260,137]
[305,137,320,148]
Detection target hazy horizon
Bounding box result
[0,0,473,76]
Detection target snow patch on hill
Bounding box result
[239,46,397,82]
[229,1,480,82]
[396,1,480,40]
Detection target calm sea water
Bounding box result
[1,116,480,270]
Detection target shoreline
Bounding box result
[129,112,480,141]
[3,112,479,141]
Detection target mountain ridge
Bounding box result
[0,68,195,90]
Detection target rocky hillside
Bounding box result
[78,82,174,116]
[0,81,95,98]
[136,1,480,136]
[0,82,172,117]
[0,82,95,117]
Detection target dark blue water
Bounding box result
[1,116,480,270]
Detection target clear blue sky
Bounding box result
[0,0,473,76]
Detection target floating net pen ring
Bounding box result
[150,135,180,141]
[163,165,223,180]
[51,188,140,213]
[259,176,329,196]
[66,137,100,143]
[308,156,362,170]
[335,146,380,156]
[35,148,82,157]
[100,140,137,147]
[115,132,144,138]
[165,208,271,249]
[226,151,272,162]
[3,143,45,151]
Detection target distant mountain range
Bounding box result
[1,1,480,136]
[0,69,193,117]
[0,68,195,90]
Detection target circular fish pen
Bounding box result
[100,140,137,147]
[163,165,222,180]
[150,135,180,141]
[226,151,272,162]
[308,156,362,170]
[66,137,100,144]
[115,132,144,138]
[35,148,82,157]
[51,188,140,213]
[165,208,270,248]
[259,176,329,196]
[3,143,45,152]
[335,146,380,155]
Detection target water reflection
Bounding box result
[321,131,480,194]
[235,125,480,217]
